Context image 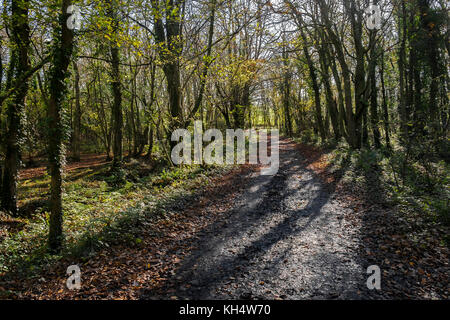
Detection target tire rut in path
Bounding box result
[142,139,365,300]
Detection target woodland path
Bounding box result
[142,138,366,300]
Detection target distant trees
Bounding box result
[279,0,448,150]
[398,0,448,143]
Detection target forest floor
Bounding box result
[0,138,448,299]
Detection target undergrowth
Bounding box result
[328,139,449,243]
[0,158,233,278]
[294,128,449,246]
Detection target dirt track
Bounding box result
[143,138,367,300]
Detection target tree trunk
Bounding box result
[108,0,123,169]
[380,49,391,149]
[319,38,341,140]
[1,0,31,215]
[345,0,367,149]
[146,126,154,160]
[369,37,381,149]
[47,0,74,253]
[72,61,81,161]
[152,0,184,146]
[398,0,408,141]
[282,47,293,137]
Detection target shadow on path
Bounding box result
[139,139,361,300]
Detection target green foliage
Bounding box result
[104,167,127,187]
[299,129,319,145]
[0,158,232,277]
[328,138,450,228]
[352,149,381,172]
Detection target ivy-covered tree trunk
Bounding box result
[397,0,408,142]
[282,48,293,137]
[107,0,123,169]
[1,0,31,215]
[230,83,249,129]
[369,36,381,149]
[345,0,366,149]
[47,0,74,253]
[380,48,391,150]
[319,37,341,141]
[151,0,184,144]
[72,61,81,161]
